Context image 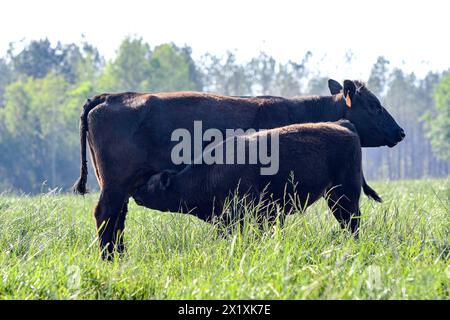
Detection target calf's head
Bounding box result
[328,79,405,147]
[132,170,179,211]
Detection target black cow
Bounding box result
[132,120,381,236]
[73,79,403,258]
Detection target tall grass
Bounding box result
[0,179,448,299]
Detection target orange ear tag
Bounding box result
[345,94,352,108]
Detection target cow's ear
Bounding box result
[159,171,172,191]
[343,80,356,108]
[328,79,343,95]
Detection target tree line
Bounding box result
[0,37,448,193]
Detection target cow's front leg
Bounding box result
[94,187,128,260]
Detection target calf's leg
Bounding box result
[326,185,361,238]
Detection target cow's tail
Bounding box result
[73,94,108,195]
[362,173,382,202]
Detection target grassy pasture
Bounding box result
[0,179,448,299]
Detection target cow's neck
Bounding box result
[290,94,346,124]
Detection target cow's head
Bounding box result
[328,79,405,147]
[132,170,178,211]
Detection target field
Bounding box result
[0,179,448,299]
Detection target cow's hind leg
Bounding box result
[114,197,129,256]
[94,187,128,260]
[326,184,361,238]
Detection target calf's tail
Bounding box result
[73,94,108,195]
[362,173,382,202]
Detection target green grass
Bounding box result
[0,179,449,299]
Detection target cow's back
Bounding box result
[252,122,361,205]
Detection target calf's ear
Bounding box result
[159,171,172,190]
[328,79,343,95]
[343,80,356,108]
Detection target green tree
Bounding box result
[248,52,276,95]
[425,73,450,160]
[148,44,201,92]
[307,76,329,95]
[1,73,83,192]
[273,63,299,97]
[60,41,104,84]
[98,36,152,92]
[274,51,312,97]
[8,39,61,79]
[0,58,13,106]
[7,39,100,85]
[199,52,252,95]
[368,56,390,96]
[363,57,391,179]
[98,38,200,93]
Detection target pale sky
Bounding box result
[1,0,449,80]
